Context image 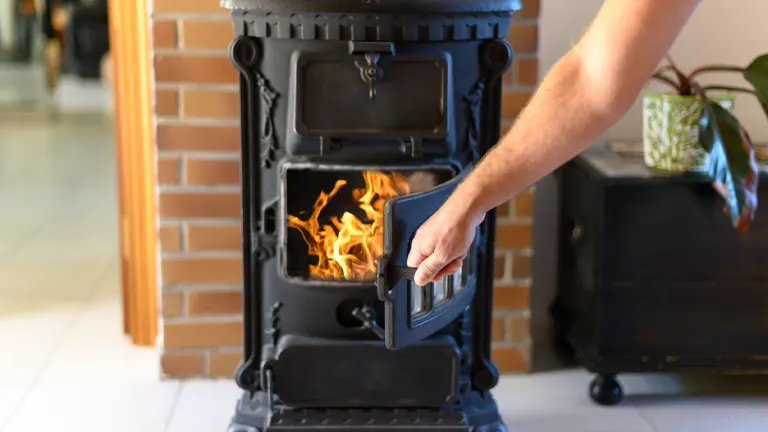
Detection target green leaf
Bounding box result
[743,54,768,119]
[698,102,760,232]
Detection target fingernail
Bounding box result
[413,271,425,286]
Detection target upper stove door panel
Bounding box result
[286,41,455,158]
[376,169,477,350]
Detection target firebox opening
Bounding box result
[283,165,454,284]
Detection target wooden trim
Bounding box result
[109,0,158,346]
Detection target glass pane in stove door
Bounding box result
[454,262,465,293]
[433,277,448,305]
[411,282,425,316]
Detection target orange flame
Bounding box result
[287,171,411,281]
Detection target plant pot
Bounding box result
[642,93,735,173]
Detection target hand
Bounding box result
[407,200,485,286]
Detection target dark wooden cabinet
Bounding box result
[552,148,768,405]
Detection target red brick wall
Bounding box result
[492,0,540,373]
[151,0,540,378]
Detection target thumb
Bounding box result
[413,253,447,286]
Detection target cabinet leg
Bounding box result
[589,374,623,406]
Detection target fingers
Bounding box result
[407,231,434,269]
[433,257,464,282]
[413,251,443,286]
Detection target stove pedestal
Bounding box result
[228,391,507,432]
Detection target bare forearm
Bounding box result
[448,0,701,219]
[453,52,622,216]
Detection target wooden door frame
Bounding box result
[108,0,158,346]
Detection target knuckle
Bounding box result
[421,261,439,274]
[432,248,451,264]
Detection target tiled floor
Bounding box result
[0,62,112,116]
[1,88,767,432]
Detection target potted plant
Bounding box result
[643,54,767,232]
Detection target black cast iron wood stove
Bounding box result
[223,1,521,430]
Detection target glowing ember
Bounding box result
[287,171,411,281]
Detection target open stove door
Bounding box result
[376,170,475,350]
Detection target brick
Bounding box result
[514,57,539,86]
[155,89,179,117]
[492,346,529,372]
[153,20,177,49]
[516,0,540,19]
[187,224,242,250]
[162,256,243,284]
[496,201,510,218]
[493,284,530,310]
[507,23,538,53]
[162,291,183,317]
[180,20,233,51]
[164,321,243,348]
[154,54,237,84]
[185,158,241,186]
[492,316,505,342]
[511,254,531,279]
[161,352,204,376]
[153,0,228,13]
[156,124,240,152]
[515,192,534,218]
[181,89,239,119]
[157,156,180,185]
[493,256,506,280]
[187,290,243,316]
[210,351,242,378]
[159,191,241,218]
[508,316,530,342]
[159,224,181,252]
[496,224,532,249]
[502,91,532,119]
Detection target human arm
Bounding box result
[408,0,703,286]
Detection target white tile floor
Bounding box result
[1,94,768,432]
[0,62,112,116]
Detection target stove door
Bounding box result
[377,170,475,350]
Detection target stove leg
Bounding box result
[589,374,624,406]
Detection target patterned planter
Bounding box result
[643,93,735,173]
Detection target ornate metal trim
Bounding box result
[354,53,385,100]
[222,0,521,14]
[266,302,284,346]
[232,10,513,42]
[463,82,485,163]
[254,72,279,168]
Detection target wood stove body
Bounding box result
[223,1,520,430]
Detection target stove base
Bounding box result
[227,391,507,432]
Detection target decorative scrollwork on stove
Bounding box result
[354,53,384,100]
[462,39,514,163]
[468,38,512,394]
[266,302,284,346]
[463,82,485,163]
[229,35,280,169]
[229,35,264,395]
[255,72,279,168]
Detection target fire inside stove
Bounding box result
[284,166,452,283]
